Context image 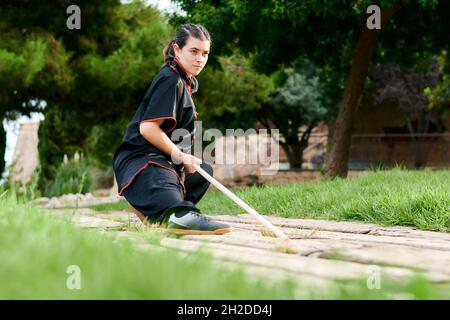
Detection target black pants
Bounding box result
[123,162,213,223]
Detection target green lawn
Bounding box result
[90,168,450,232]
[0,193,295,299]
[1,191,449,299]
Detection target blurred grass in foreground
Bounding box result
[1,190,449,299]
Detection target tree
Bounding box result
[364,58,441,167]
[426,51,450,117]
[196,55,329,169]
[0,1,174,192]
[195,54,274,131]
[367,59,441,137]
[171,0,450,177]
[259,64,328,168]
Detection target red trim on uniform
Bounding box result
[174,57,192,80]
[173,58,193,93]
[169,65,193,95]
[169,65,179,78]
[118,163,150,196]
[140,116,177,134]
[118,161,186,197]
[182,78,192,95]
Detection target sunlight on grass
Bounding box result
[87,169,449,231]
[196,168,450,231]
[1,190,448,299]
[0,193,299,299]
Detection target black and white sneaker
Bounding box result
[167,209,231,235]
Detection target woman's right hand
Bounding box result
[180,153,202,174]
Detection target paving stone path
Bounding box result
[48,206,450,290]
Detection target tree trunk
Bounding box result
[282,136,305,169]
[414,141,427,168]
[325,4,402,178]
[282,125,314,169]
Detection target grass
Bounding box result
[0,193,295,299]
[199,168,450,231]
[89,168,450,232]
[89,199,130,212]
[1,191,449,299]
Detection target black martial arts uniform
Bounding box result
[112,59,212,223]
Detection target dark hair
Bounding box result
[163,24,211,63]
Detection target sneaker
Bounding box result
[167,209,231,235]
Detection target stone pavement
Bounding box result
[46,205,450,291]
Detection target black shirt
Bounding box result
[112,59,198,196]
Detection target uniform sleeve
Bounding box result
[140,75,180,134]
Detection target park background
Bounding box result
[0,0,449,300]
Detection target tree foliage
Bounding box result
[171,0,450,176]
[195,54,274,130]
[0,1,174,192]
[426,51,450,116]
[366,58,441,136]
[261,63,329,168]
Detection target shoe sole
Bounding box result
[166,227,232,235]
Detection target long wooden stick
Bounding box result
[193,163,289,240]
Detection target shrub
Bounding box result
[45,155,93,197]
[90,165,115,190]
[85,119,128,170]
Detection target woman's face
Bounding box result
[174,36,210,78]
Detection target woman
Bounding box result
[112,24,230,235]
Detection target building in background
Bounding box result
[8,122,40,184]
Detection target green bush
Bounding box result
[85,119,128,170]
[45,157,93,197]
[1,162,42,203]
[37,106,92,195]
[90,165,114,190]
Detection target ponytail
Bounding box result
[163,39,176,64]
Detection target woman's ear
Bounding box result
[173,43,181,57]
